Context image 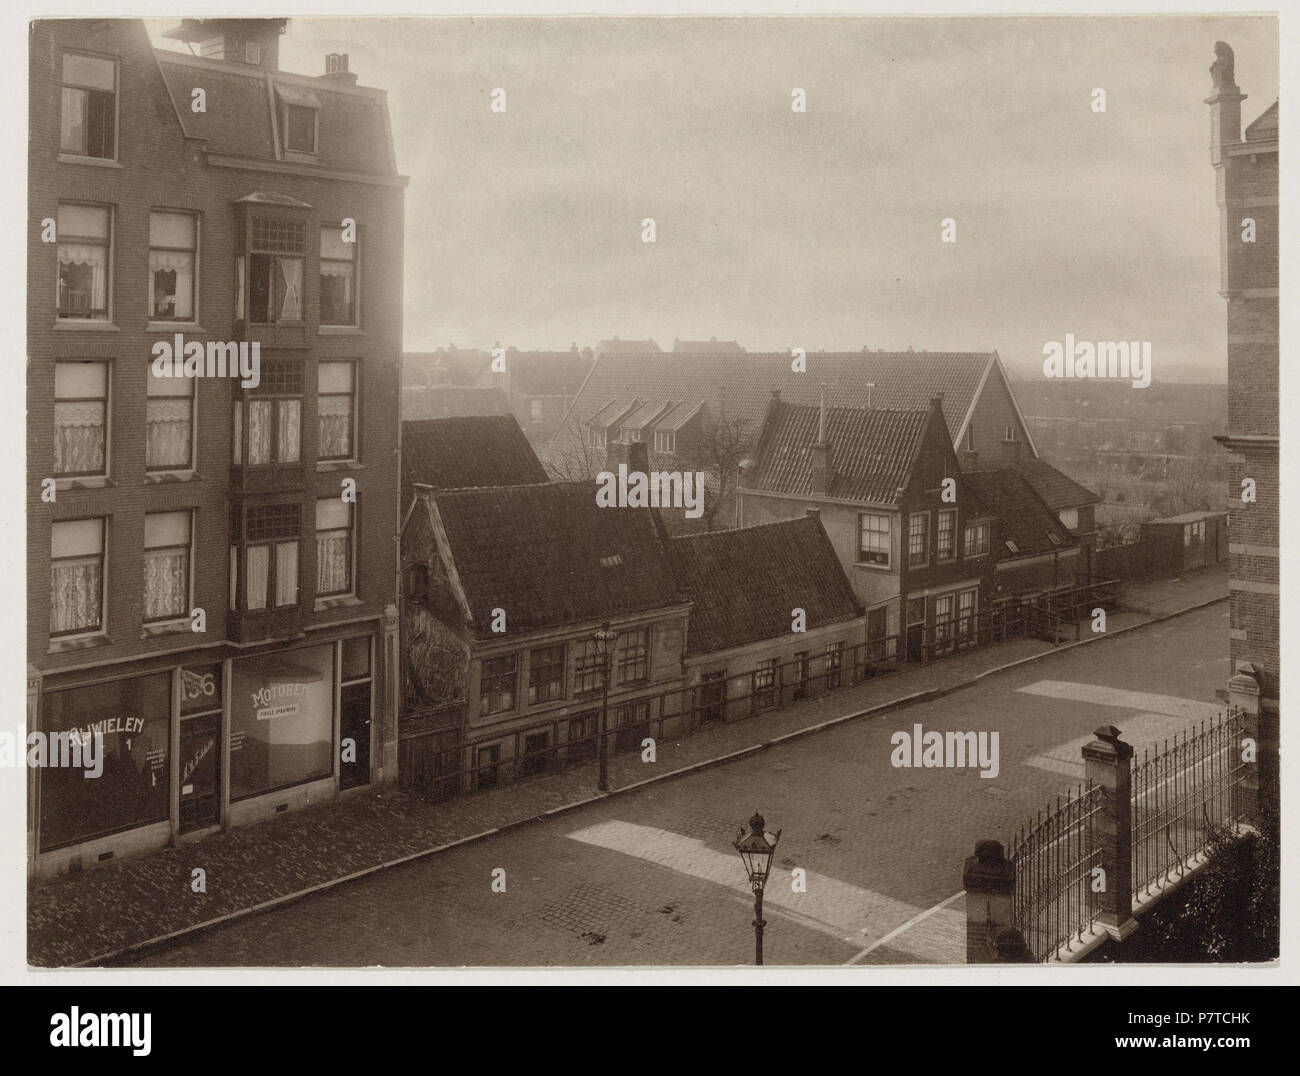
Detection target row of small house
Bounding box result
[396,395,1098,794]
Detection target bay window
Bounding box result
[232,359,302,465]
[237,217,306,324]
[230,504,300,613]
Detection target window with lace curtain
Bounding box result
[238,217,305,324]
[317,362,356,460]
[54,361,108,478]
[316,497,353,597]
[146,363,193,472]
[320,224,357,326]
[57,204,111,319]
[50,518,105,637]
[148,211,197,321]
[231,504,300,612]
[143,510,192,622]
[232,359,302,466]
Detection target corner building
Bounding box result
[1205,44,1279,810]
[27,18,407,877]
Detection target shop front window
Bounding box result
[39,672,171,851]
[229,644,334,800]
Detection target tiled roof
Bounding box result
[596,338,661,354]
[566,351,997,445]
[619,400,674,431]
[1011,457,1100,510]
[963,470,1076,557]
[672,338,745,353]
[155,55,396,175]
[502,350,594,396]
[402,416,548,503]
[428,482,683,638]
[401,386,512,421]
[746,400,931,505]
[666,517,860,655]
[1245,101,1278,140]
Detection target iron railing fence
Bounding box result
[1010,782,1105,962]
[397,588,1089,800]
[1131,708,1247,902]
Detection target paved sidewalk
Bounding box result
[28,568,1227,967]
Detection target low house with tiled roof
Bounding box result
[546,349,1087,531]
[740,393,993,663]
[400,481,692,790]
[471,346,595,444]
[401,384,512,422]
[666,517,865,724]
[740,393,1006,664]
[993,452,1100,576]
[962,468,1083,605]
[400,415,548,507]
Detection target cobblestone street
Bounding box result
[81,593,1228,968]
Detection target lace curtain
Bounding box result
[245,546,270,610]
[149,251,194,319]
[278,258,303,321]
[247,400,272,465]
[275,542,298,606]
[53,403,104,475]
[145,398,191,470]
[144,548,188,620]
[316,532,350,595]
[51,558,102,634]
[58,244,107,313]
[277,400,301,463]
[320,261,354,323]
[318,396,352,457]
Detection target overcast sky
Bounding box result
[151,16,1277,381]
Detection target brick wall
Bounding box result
[29,20,402,677]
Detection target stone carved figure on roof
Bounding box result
[1211,41,1236,89]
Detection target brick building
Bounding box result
[400,480,691,789]
[27,18,406,877]
[665,515,865,724]
[739,393,1082,661]
[1207,43,1279,804]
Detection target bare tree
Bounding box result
[673,413,754,531]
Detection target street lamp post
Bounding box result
[593,622,618,792]
[734,810,781,965]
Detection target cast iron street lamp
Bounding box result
[734,810,781,965]
[593,622,618,792]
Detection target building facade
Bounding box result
[1207,44,1279,806]
[27,18,406,877]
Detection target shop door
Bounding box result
[179,664,222,834]
[339,681,372,790]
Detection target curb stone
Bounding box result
[75,593,1227,968]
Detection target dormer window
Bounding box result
[275,84,321,156]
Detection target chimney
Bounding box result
[805,507,821,521]
[605,438,649,476]
[1206,41,1246,166]
[811,383,832,495]
[322,52,358,85]
[1001,438,1023,465]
